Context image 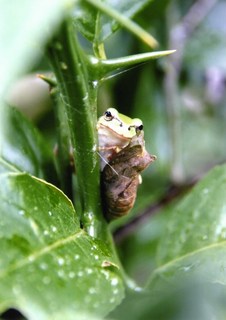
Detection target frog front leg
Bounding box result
[98,145,123,170]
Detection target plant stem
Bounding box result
[47,17,105,239]
[53,87,73,199]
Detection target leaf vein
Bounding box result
[0,230,85,279]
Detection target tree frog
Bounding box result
[97,108,144,170]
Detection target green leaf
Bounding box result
[146,164,226,290]
[0,173,124,319]
[156,165,226,264]
[0,0,68,97]
[1,107,56,182]
[74,0,155,45]
[73,0,98,42]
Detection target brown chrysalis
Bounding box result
[101,132,156,221]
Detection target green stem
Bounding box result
[47,17,105,238]
[54,88,73,199]
[37,74,72,195]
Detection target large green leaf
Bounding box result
[74,0,153,42]
[155,164,226,265]
[0,172,124,319]
[147,164,226,290]
[1,107,56,182]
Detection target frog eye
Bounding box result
[104,108,118,121]
[136,124,143,132]
[128,118,143,133]
[104,108,123,126]
[104,110,114,121]
[128,124,143,132]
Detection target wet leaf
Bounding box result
[147,164,226,291]
[0,173,124,319]
[156,164,226,265]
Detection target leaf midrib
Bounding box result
[151,239,226,279]
[0,229,85,279]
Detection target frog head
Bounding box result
[97,108,144,169]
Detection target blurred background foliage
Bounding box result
[3,0,226,315]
